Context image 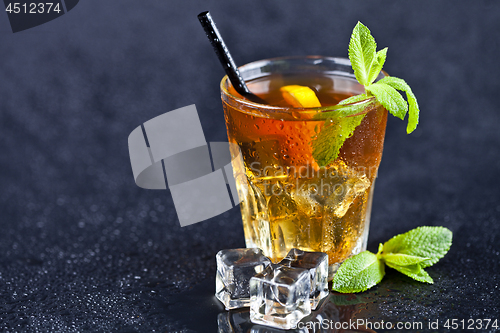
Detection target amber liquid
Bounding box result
[223,73,387,271]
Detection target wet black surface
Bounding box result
[0,1,499,332]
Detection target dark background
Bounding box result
[1,1,499,332]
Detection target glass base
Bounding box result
[328,179,376,280]
[245,180,377,282]
[327,235,365,281]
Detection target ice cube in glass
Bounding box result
[249,266,311,330]
[280,248,329,310]
[216,248,272,310]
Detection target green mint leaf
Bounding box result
[312,113,365,166]
[312,22,420,166]
[338,93,371,106]
[385,262,434,284]
[377,243,384,255]
[332,226,452,292]
[348,22,377,86]
[377,76,420,133]
[312,94,377,166]
[315,94,374,120]
[366,82,408,120]
[382,226,453,268]
[332,251,385,293]
[312,94,376,166]
[381,253,430,266]
[367,47,388,84]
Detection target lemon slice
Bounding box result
[280,85,322,108]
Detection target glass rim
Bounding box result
[220,55,385,116]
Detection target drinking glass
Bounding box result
[221,56,387,278]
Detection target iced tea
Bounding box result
[221,57,387,277]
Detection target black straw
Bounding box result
[198,11,266,104]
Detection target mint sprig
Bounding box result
[312,22,420,166]
[332,251,385,293]
[331,226,452,293]
[312,94,378,166]
[312,112,365,168]
[376,76,420,133]
[382,226,452,268]
[348,22,384,86]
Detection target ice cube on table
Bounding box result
[279,248,329,310]
[250,265,311,330]
[216,248,272,310]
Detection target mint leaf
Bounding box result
[312,22,420,166]
[348,22,377,86]
[332,251,385,293]
[312,94,379,166]
[377,76,420,133]
[377,243,384,254]
[335,94,376,117]
[366,82,408,120]
[367,47,388,84]
[312,94,376,166]
[381,253,430,266]
[312,113,365,166]
[382,226,453,268]
[385,262,434,284]
[315,94,374,120]
[332,226,452,293]
[338,93,371,106]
